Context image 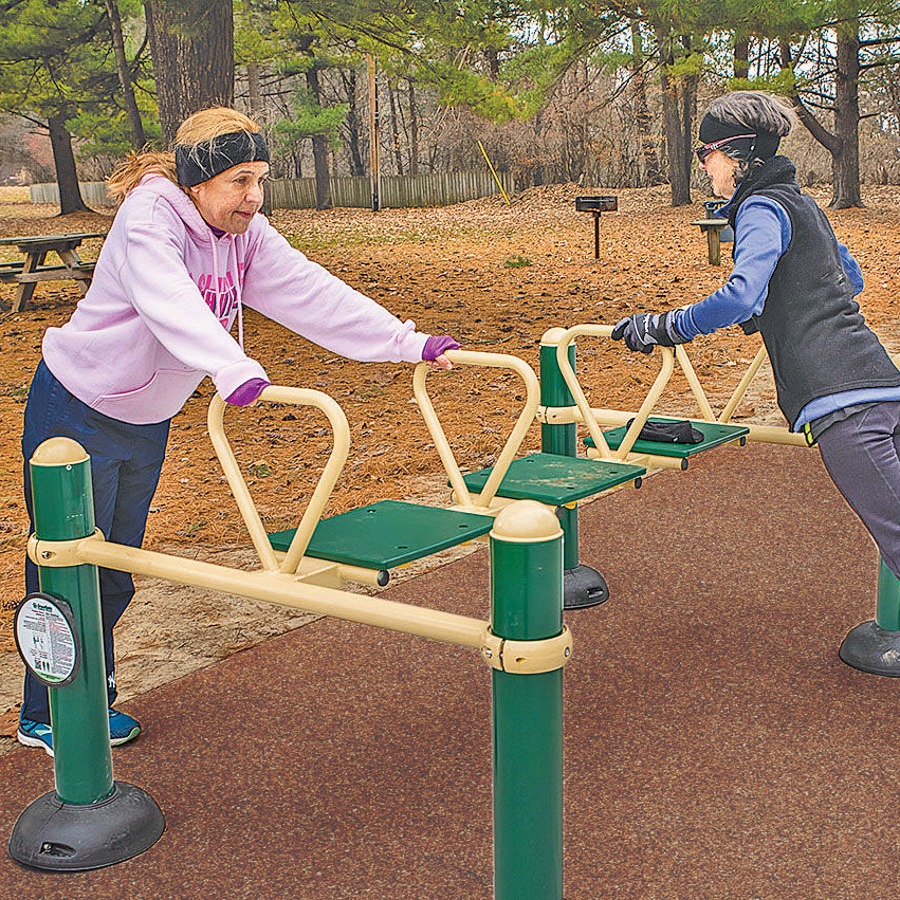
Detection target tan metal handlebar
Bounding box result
[413,349,541,509]
[554,324,681,461]
[208,385,351,575]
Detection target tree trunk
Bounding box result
[407,77,419,177]
[388,80,404,175]
[658,32,693,206]
[733,33,750,80]
[241,0,263,119]
[104,0,146,148]
[342,68,365,176]
[48,114,89,214]
[144,0,234,145]
[306,64,332,210]
[778,37,861,207]
[631,22,661,186]
[831,10,863,207]
[246,62,263,119]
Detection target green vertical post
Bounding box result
[540,328,577,459]
[540,329,578,571]
[839,556,900,677]
[539,330,608,607]
[875,558,900,631]
[10,436,164,872]
[29,437,113,805]
[490,501,564,900]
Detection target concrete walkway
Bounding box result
[0,442,895,899]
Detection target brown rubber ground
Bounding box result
[0,442,895,899]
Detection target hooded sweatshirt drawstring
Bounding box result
[208,229,245,351]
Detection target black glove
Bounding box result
[611,311,689,354]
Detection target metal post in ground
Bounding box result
[839,557,900,676]
[9,436,164,871]
[490,500,565,900]
[540,328,608,608]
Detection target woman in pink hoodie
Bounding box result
[18,107,459,755]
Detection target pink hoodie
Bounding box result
[42,175,428,424]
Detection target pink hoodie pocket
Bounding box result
[93,368,205,424]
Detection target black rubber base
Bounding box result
[9,781,165,872]
[839,620,900,676]
[564,565,609,610]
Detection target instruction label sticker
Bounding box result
[14,593,80,687]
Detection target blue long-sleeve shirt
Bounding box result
[673,197,899,430]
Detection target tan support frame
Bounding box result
[413,348,541,511]
[553,324,807,456]
[27,530,572,671]
[207,385,352,576]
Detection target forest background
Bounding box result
[3,0,900,211]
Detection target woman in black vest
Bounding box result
[612,90,900,583]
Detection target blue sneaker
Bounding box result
[17,710,140,756]
[108,708,141,746]
[17,717,54,757]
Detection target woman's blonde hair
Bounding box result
[106,107,263,203]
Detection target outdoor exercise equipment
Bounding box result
[264,352,532,584]
[9,439,164,871]
[11,385,571,897]
[523,327,758,605]
[264,350,643,609]
[543,323,900,678]
[839,560,900,676]
[542,325,829,472]
[410,348,644,609]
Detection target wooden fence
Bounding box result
[30,181,113,207]
[30,169,514,210]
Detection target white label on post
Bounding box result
[15,595,78,685]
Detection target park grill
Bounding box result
[574,195,618,258]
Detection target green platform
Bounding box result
[462,452,645,506]
[268,500,494,571]
[587,418,749,459]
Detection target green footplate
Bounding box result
[462,452,645,506]
[268,500,493,570]
[586,417,749,458]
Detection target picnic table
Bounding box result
[0,232,105,313]
[690,218,731,266]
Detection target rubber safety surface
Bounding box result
[0,442,894,898]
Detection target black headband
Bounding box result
[699,112,780,161]
[175,131,269,187]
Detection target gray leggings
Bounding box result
[816,401,900,578]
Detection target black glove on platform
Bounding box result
[611,311,689,354]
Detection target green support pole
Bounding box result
[875,558,900,631]
[30,440,113,805]
[540,330,577,459]
[839,557,900,676]
[539,328,608,608]
[9,437,164,872]
[490,501,564,900]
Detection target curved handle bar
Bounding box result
[413,348,540,509]
[554,324,677,460]
[208,386,350,574]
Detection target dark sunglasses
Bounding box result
[695,134,756,164]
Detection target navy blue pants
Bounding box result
[21,360,170,723]
[817,401,900,580]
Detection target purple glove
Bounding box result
[422,335,460,361]
[225,378,270,406]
